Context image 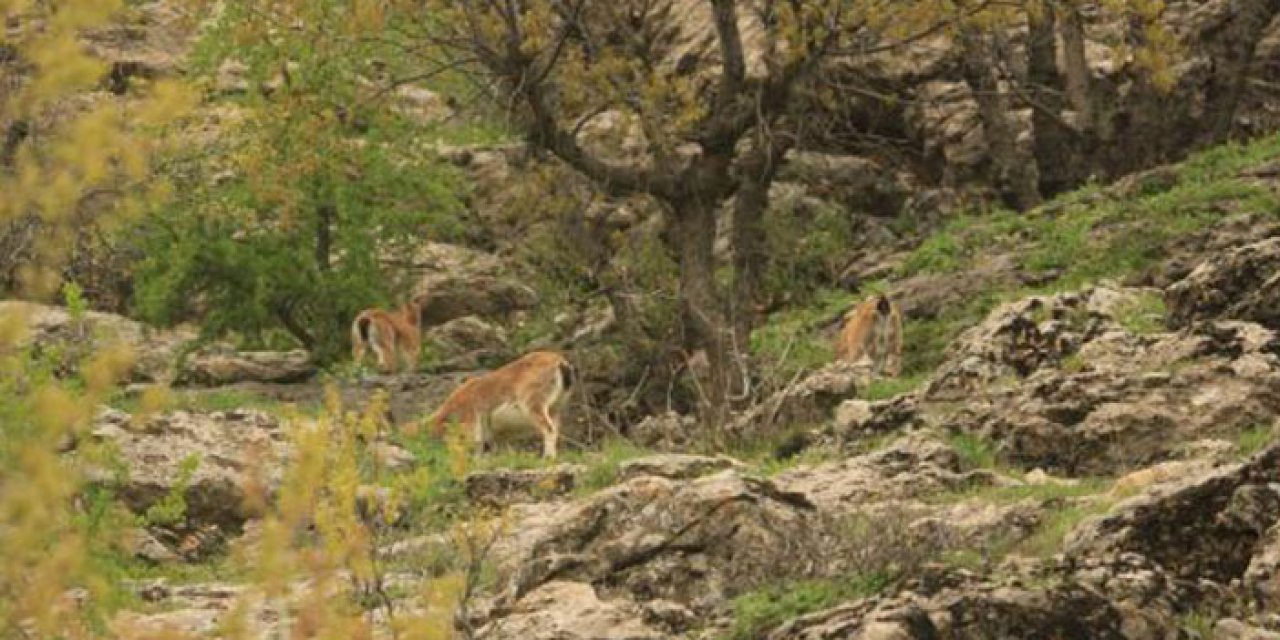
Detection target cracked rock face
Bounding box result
[1065,443,1280,586]
[928,284,1280,474]
[479,471,827,634]
[87,409,291,534]
[1166,236,1280,330]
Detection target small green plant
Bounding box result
[144,454,200,528]
[1114,291,1168,335]
[726,572,890,640]
[63,281,88,323]
[947,433,997,470]
[1236,423,1276,457]
[1012,498,1113,558]
[1059,353,1087,373]
[862,374,925,401]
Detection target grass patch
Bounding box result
[862,374,926,401]
[751,289,852,382]
[1114,291,1168,335]
[933,477,1113,505]
[947,433,997,471]
[1236,423,1277,457]
[725,572,890,640]
[1012,498,1113,559]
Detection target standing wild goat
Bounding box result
[351,296,425,374]
[428,350,574,459]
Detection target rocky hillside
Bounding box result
[8,2,1280,639]
[3,127,1269,639]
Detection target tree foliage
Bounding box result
[131,0,467,361]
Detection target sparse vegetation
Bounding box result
[1236,423,1277,457]
[726,572,890,640]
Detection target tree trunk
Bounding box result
[959,30,1043,211]
[730,163,771,355]
[1059,5,1093,130]
[1026,3,1084,196]
[670,197,731,429]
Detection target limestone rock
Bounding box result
[423,315,509,364]
[774,434,987,511]
[86,408,291,532]
[409,243,538,325]
[617,454,743,481]
[176,343,316,386]
[477,581,665,640]
[465,465,585,508]
[1064,442,1280,585]
[1167,237,1280,330]
[731,362,864,436]
[0,301,194,383]
[484,470,824,631]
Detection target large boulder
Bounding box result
[952,322,1280,474]
[1065,442,1280,585]
[482,470,828,635]
[175,343,316,386]
[477,581,665,640]
[1166,237,1280,330]
[408,243,538,325]
[86,408,291,534]
[0,301,194,383]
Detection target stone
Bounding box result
[1167,237,1280,330]
[176,343,316,386]
[617,454,743,481]
[464,465,585,508]
[85,408,291,532]
[477,581,664,640]
[0,301,194,383]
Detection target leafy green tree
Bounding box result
[133,1,466,362]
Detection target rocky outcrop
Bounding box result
[730,362,864,436]
[1065,442,1280,586]
[952,321,1280,474]
[1166,237,1280,330]
[86,408,291,533]
[925,286,1148,400]
[769,574,1150,640]
[0,301,194,383]
[482,471,827,635]
[774,434,991,511]
[176,343,316,386]
[617,453,742,481]
[477,581,665,640]
[408,243,538,325]
[464,465,585,508]
[423,315,509,368]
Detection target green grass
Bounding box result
[751,288,852,381]
[947,433,998,471]
[1236,423,1277,457]
[899,134,1280,283]
[724,572,891,640]
[933,476,1113,505]
[1114,290,1168,335]
[862,374,926,401]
